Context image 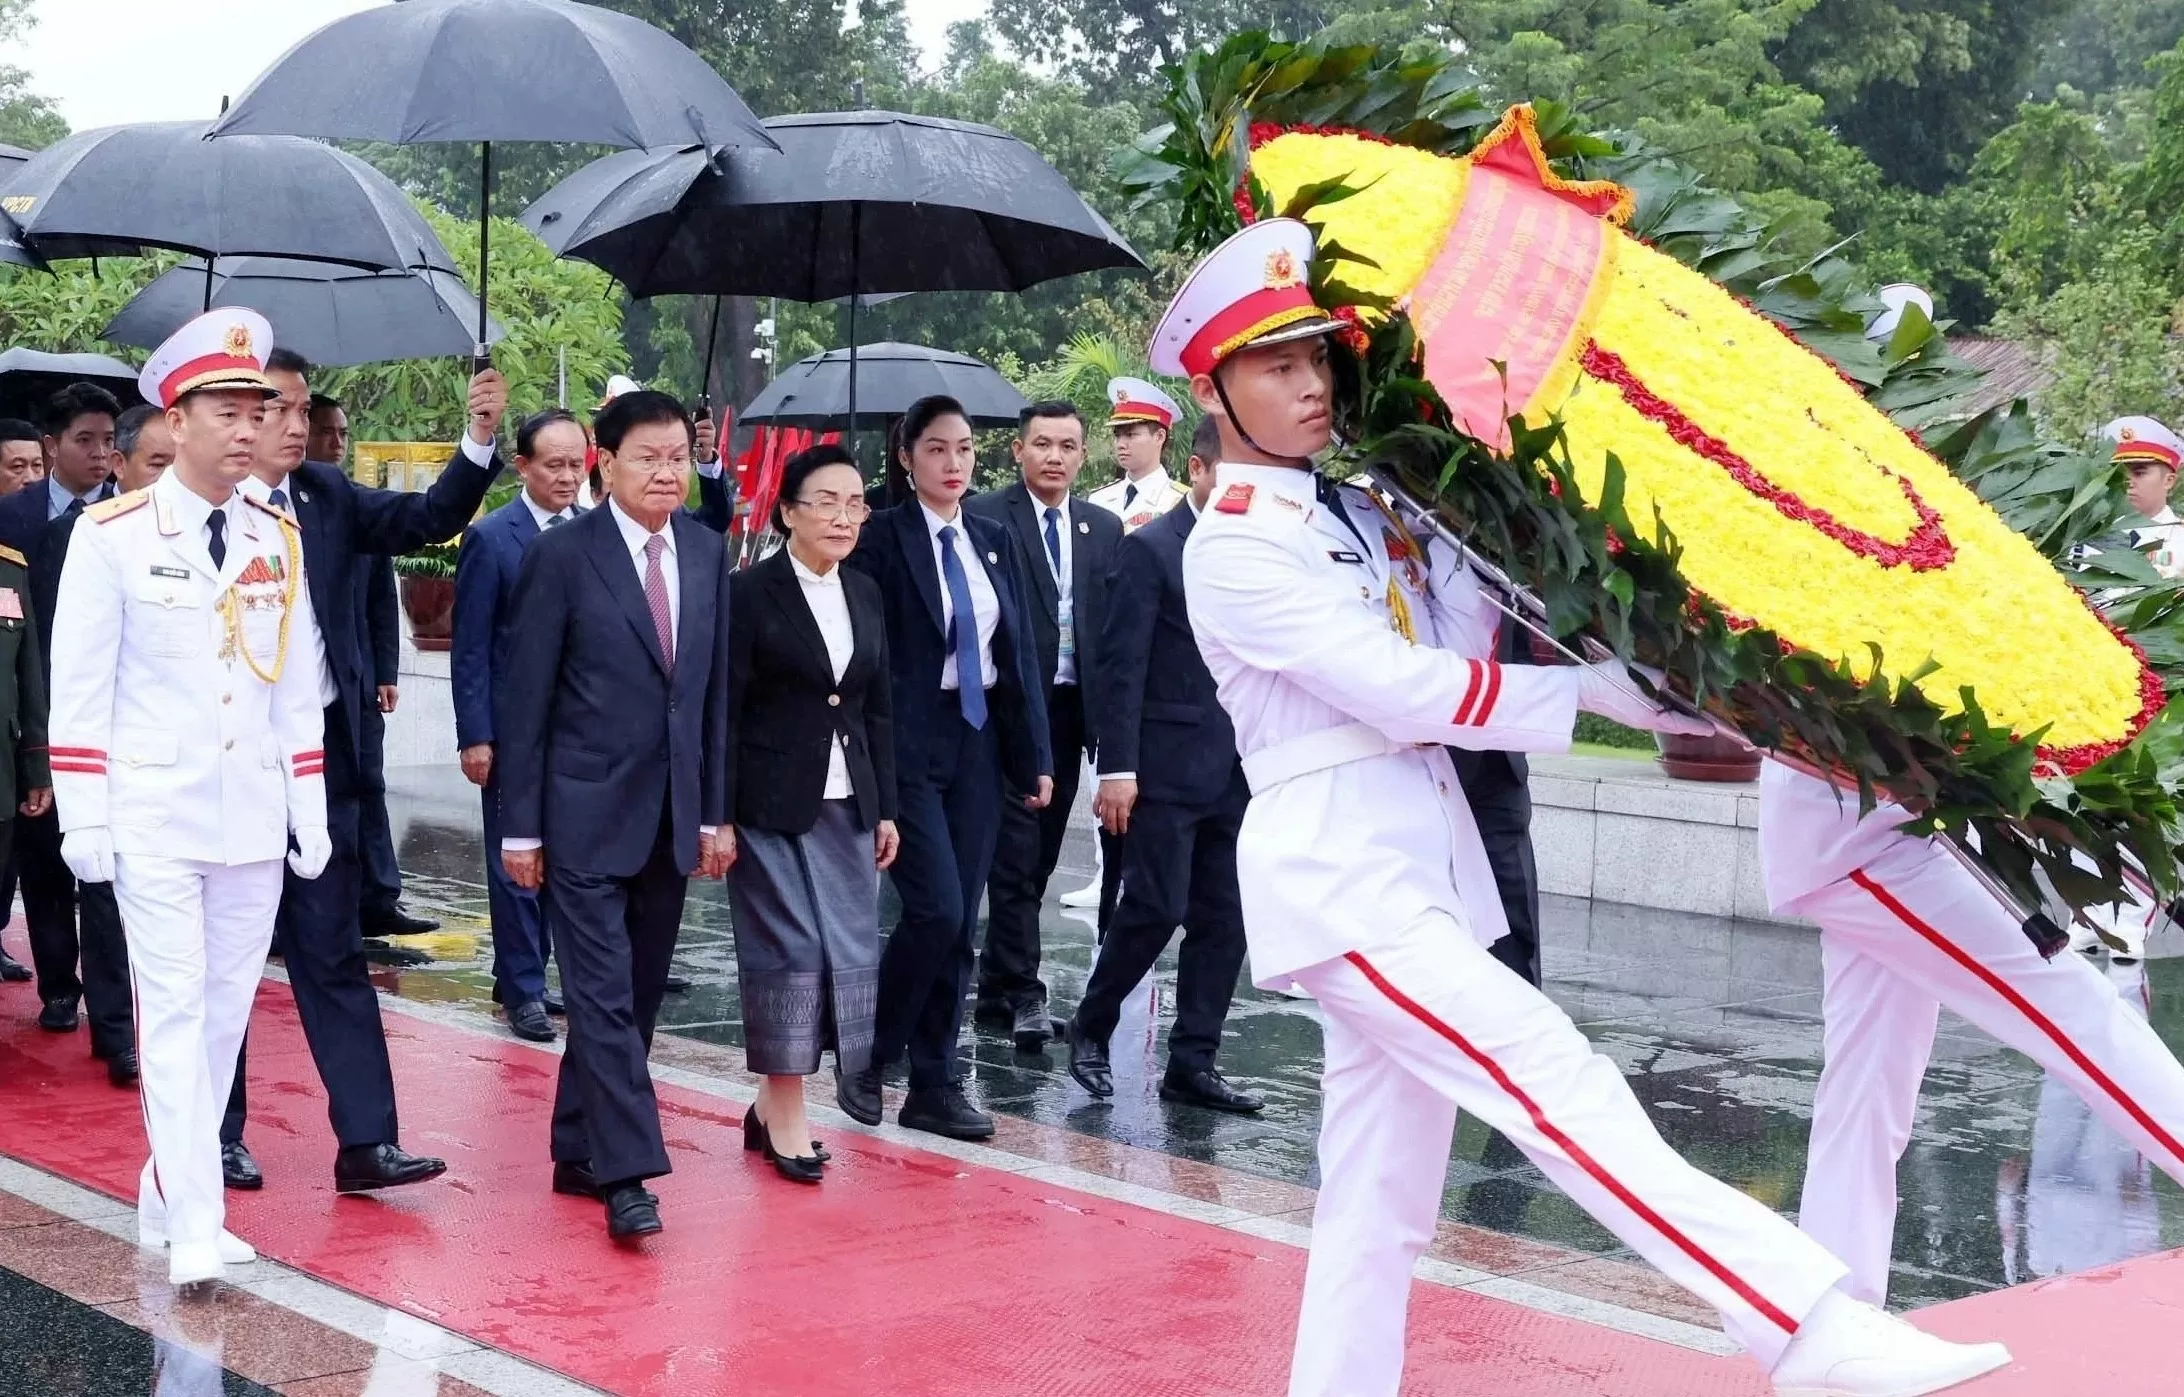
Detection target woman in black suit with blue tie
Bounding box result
[842,395,1053,1142]
[724,445,899,1183]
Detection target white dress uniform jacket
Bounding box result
[1087,469,1189,534]
[48,470,328,861]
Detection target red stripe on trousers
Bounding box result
[1849,869,2184,1167]
[1453,660,1483,725]
[1342,950,1801,1335]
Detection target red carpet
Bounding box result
[0,959,1771,1396]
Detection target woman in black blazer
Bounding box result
[724,444,898,1184]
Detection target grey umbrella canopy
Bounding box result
[103,258,506,369]
[210,0,777,355]
[0,348,143,420]
[2,122,456,277]
[739,343,1028,431]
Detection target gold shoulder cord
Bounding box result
[217,522,301,684]
[1359,490,1427,645]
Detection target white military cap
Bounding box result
[1867,283,1934,341]
[1149,218,1339,378]
[1107,376,1181,429]
[138,307,277,409]
[2104,415,2184,469]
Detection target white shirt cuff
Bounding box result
[1099,772,1136,783]
[700,824,719,837]
[501,837,542,852]
[459,432,496,466]
[696,458,722,479]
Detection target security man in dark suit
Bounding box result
[495,390,733,1241]
[841,395,1053,1141]
[965,400,1122,1051]
[1066,418,1261,1113]
[234,349,505,1194]
[0,383,123,1051]
[354,552,436,950]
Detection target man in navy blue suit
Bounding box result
[454,408,587,1043]
[495,390,732,1240]
[1067,417,1261,1113]
[234,349,506,1195]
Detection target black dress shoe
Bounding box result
[222,1142,264,1191]
[0,949,29,982]
[551,1160,601,1199]
[362,940,433,967]
[663,974,692,993]
[741,1110,824,1184]
[107,1050,139,1087]
[363,906,441,937]
[603,1184,662,1239]
[971,997,1014,1030]
[543,993,566,1016]
[37,997,78,1032]
[1067,1021,1114,1098]
[836,1064,884,1126]
[334,1143,448,1193]
[1159,1064,1265,1114]
[507,1001,555,1043]
[897,1086,995,1140]
[1011,1001,1052,1053]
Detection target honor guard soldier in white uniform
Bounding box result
[47,308,332,1287]
[1164,218,2012,1397]
[1088,378,1189,532]
[2107,414,2184,575]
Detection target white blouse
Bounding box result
[790,551,856,800]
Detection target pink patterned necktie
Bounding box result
[642,534,675,671]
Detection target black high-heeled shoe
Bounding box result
[740,1107,829,1162]
[741,1109,824,1184]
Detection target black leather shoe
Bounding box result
[603,1184,662,1239]
[551,1160,601,1199]
[741,1110,824,1184]
[897,1086,995,1140]
[543,993,566,1016]
[0,949,28,982]
[334,1143,448,1193]
[37,997,78,1032]
[107,1050,139,1087]
[363,906,441,937]
[663,974,692,993]
[971,997,1014,1030]
[1159,1064,1265,1114]
[362,940,433,967]
[836,1064,884,1126]
[222,1142,264,1191]
[507,1001,555,1042]
[1011,1001,1052,1053]
[1068,1021,1114,1098]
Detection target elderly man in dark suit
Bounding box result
[965,400,1122,1051]
[496,389,732,1240]
[453,408,587,1042]
[230,349,504,1195]
[1066,421,1261,1112]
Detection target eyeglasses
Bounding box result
[792,497,871,522]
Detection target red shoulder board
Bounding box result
[1214,483,1255,515]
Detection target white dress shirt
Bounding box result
[608,496,679,641]
[920,500,1000,690]
[791,551,856,799]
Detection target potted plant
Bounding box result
[394,540,458,651]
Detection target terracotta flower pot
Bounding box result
[399,574,455,653]
[1654,730,1761,783]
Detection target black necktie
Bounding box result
[63,497,83,523]
[546,513,566,528]
[206,510,227,569]
[269,485,289,511]
[1043,505,1063,575]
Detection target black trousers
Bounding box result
[545,805,687,1186]
[18,808,134,1059]
[877,700,1002,1091]
[355,697,403,919]
[275,702,400,1148]
[1072,769,1250,1072]
[1452,749,1541,987]
[978,682,1084,1012]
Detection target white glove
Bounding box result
[61,827,116,884]
[289,825,332,880]
[1576,659,1716,737]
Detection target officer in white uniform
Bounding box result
[2107,414,2184,573]
[47,308,332,1287]
[1086,377,1189,532]
[1166,218,2011,1397]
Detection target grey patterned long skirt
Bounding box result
[724,800,880,1076]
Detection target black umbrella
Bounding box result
[739,343,1028,431]
[103,258,506,369]
[2,122,456,299]
[522,110,1142,431]
[0,348,143,421]
[209,0,777,363]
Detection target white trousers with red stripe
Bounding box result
[1787,837,2184,1306]
[114,854,283,1253]
[1288,917,1847,1396]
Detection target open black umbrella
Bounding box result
[103,258,505,368]
[739,343,1028,431]
[209,0,776,363]
[521,109,1142,432]
[2,122,456,297]
[0,348,143,420]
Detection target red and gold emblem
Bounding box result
[1263,248,1302,290]
[224,323,254,359]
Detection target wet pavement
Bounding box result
[374,765,2184,1312]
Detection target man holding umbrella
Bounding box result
[233,348,509,1195]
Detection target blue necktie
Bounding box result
[1043,505,1063,576]
[269,485,289,511]
[938,525,988,730]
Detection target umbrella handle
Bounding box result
[473,140,493,370]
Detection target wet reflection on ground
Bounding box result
[383,767,2184,1310]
